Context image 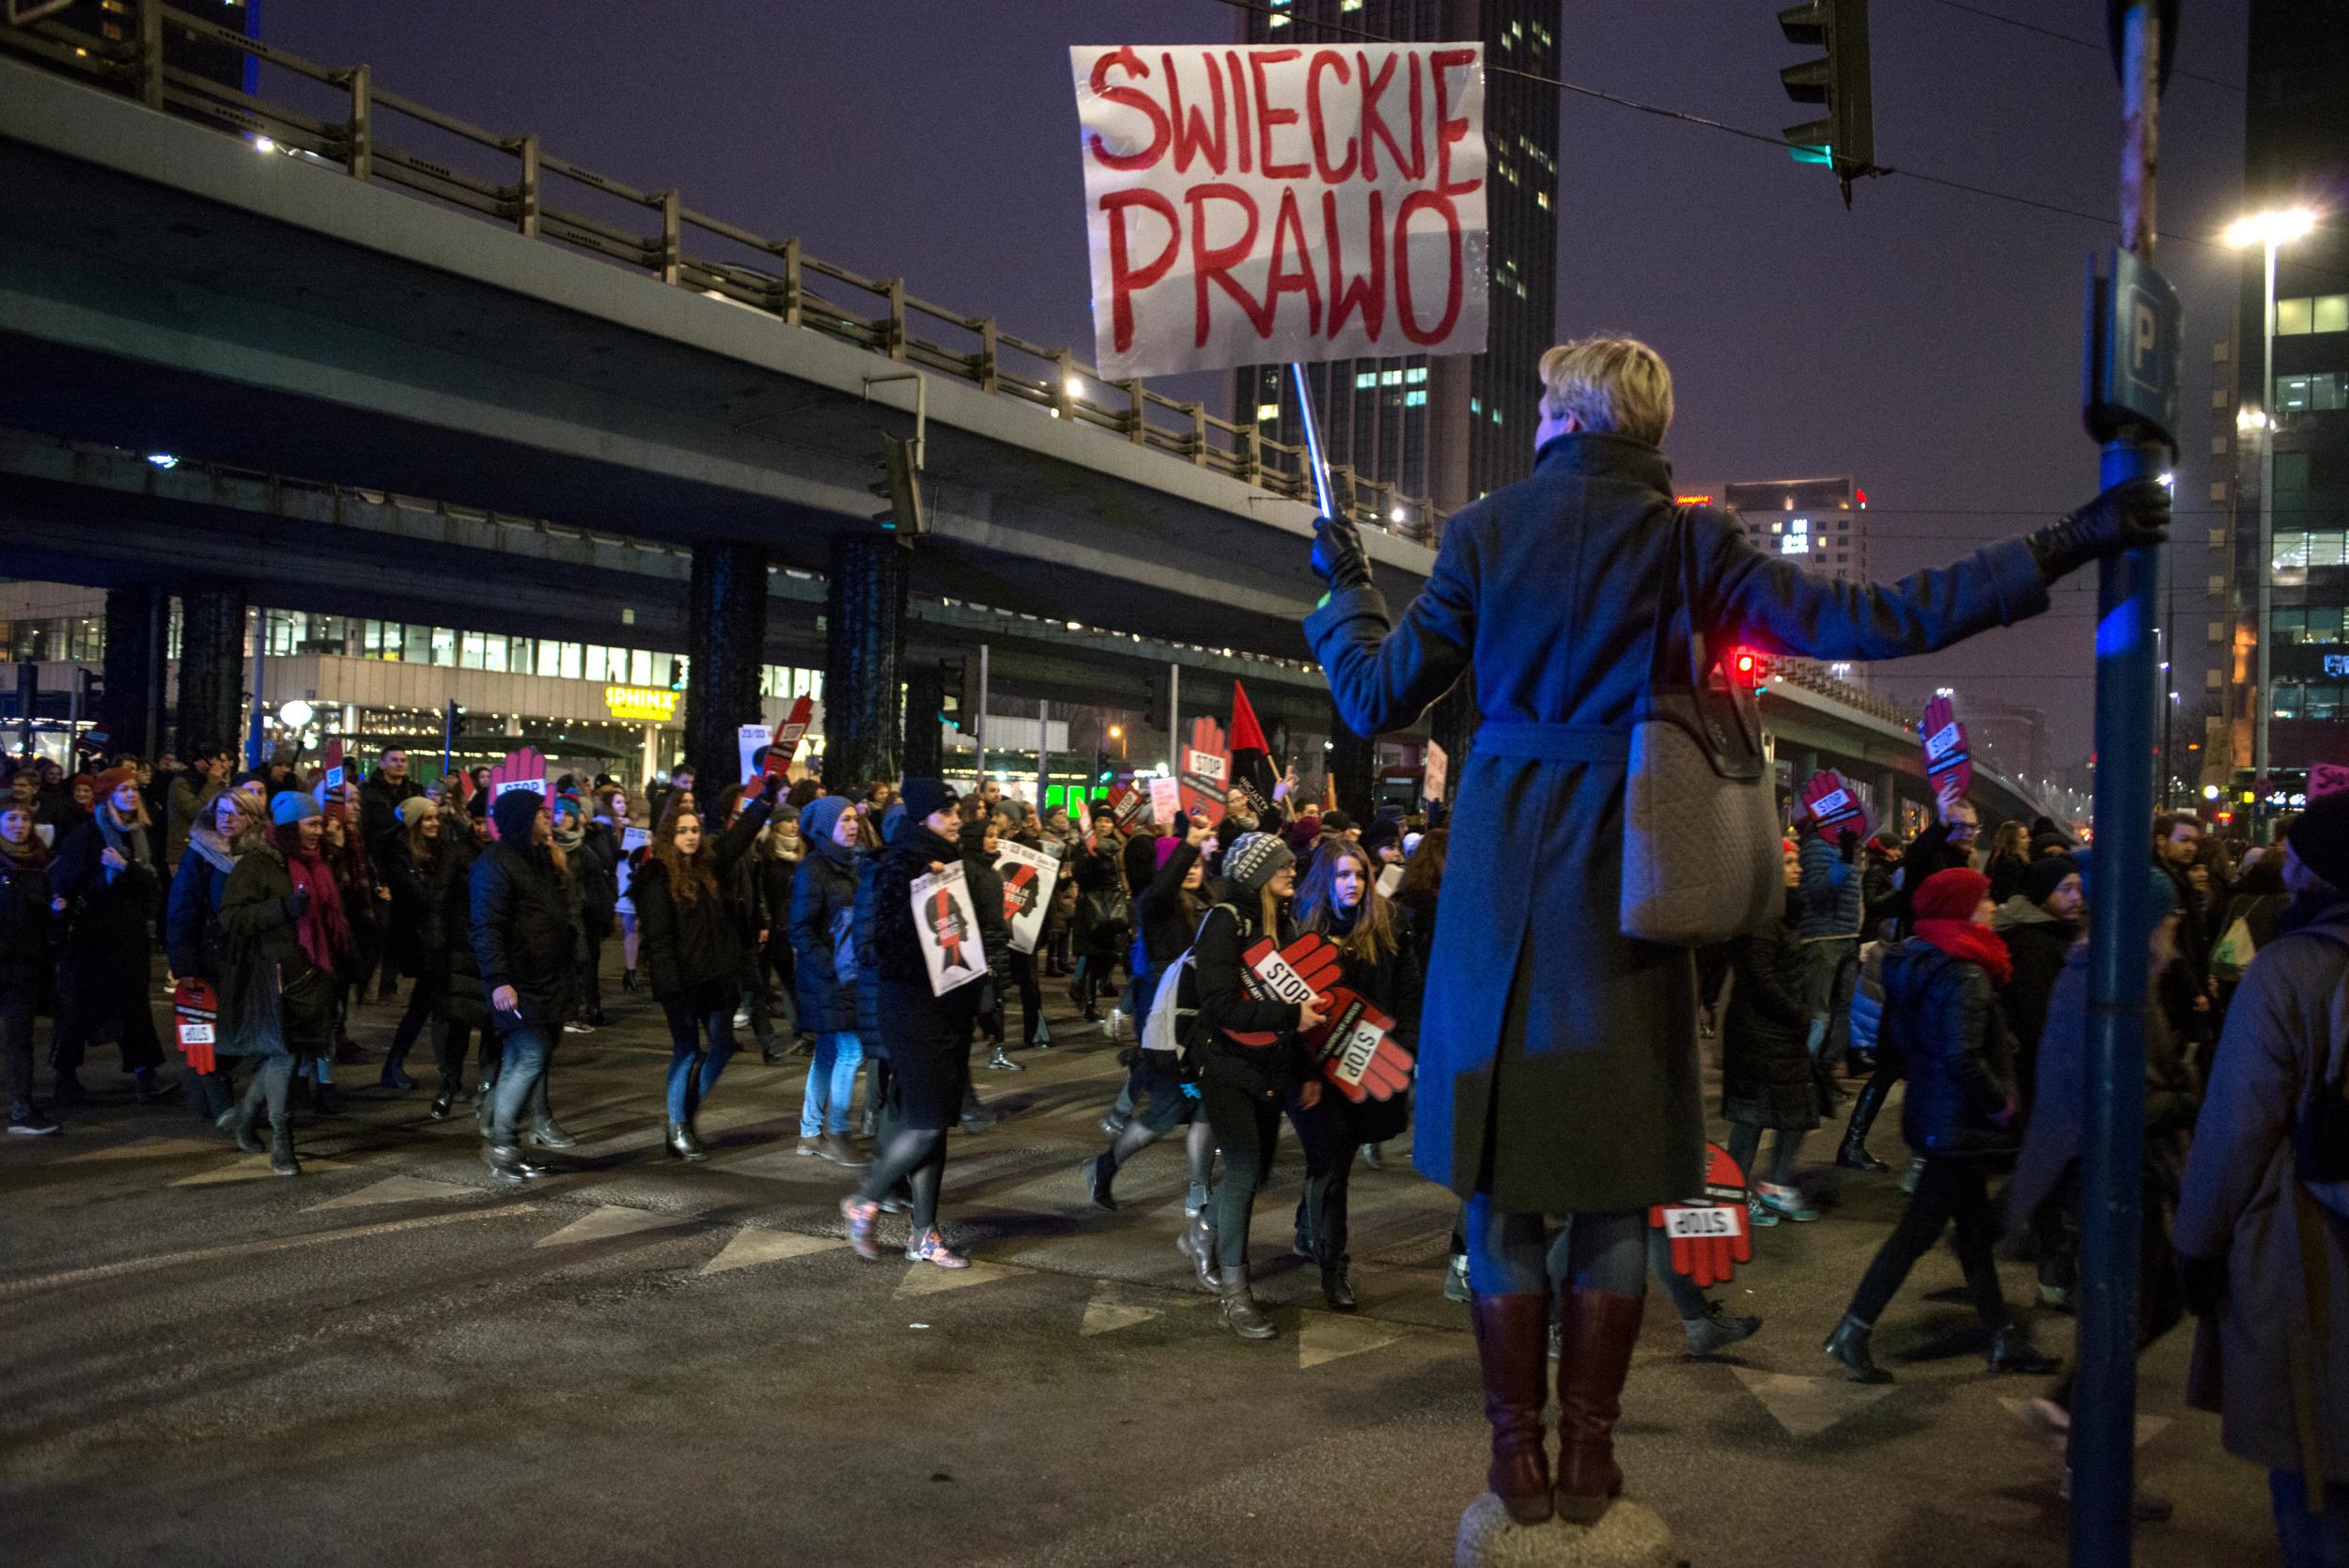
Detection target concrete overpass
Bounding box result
[0,45,1434,658]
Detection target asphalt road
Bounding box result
[0,967,2281,1568]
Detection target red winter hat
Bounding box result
[1912,866,1991,924]
[92,766,135,800]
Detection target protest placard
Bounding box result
[992,838,1061,955]
[484,748,549,836]
[910,862,988,997]
[1149,775,1183,826]
[1920,695,1972,801]
[1070,42,1487,379]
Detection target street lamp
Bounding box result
[2227,206,2321,834]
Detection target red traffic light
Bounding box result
[1729,647,1765,690]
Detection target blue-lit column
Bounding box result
[681,541,770,792]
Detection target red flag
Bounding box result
[1228,681,1278,817]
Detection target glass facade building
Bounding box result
[1234,0,1562,525]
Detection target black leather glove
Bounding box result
[1311,513,1373,595]
[279,887,310,926]
[2026,477,2171,583]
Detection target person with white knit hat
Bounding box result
[1179,829,1330,1341]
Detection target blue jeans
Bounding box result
[799,1030,864,1137]
[1464,1197,1647,1298]
[2274,1471,2349,1568]
[489,1025,552,1145]
[663,1001,735,1124]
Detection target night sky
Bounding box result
[261,1,2259,774]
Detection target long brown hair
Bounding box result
[1392,828,1447,922]
[1294,838,1398,962]
[650,800,718,904]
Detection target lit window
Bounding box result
[2279,297,2314,335]
[1491,407,1503,425]
[1268,11,1288,24]
[2315,294,2349,334]
[1380,369,1403,385]
[1537,192,1549,210]
[1406,366,1427,383]
[1354,371,1377,390]
[1470,397,1482,413]
[1405,390,1428,408]
[1256,402,1281,422]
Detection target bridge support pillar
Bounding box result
[1876,769,1900,835]
[824,536,907,790]
[901,661,943,780]
[1327,695,1377,822]
[101,585,167,759]
[683,541,770,793]
[174,583,247,762]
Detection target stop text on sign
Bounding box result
[1070,43,1488,380]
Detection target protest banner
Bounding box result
[993,838,1061,955]
[614,825,650,913]
[1149,775,1183,826]
[763,695,815,784]
[1648,1142,1753,1289]
[1070,42,1487,379]
[172,977,219,1075]
[910,862,988,996]
[1308,987,1411,1103]
[1920,695,1972,802]
[484,748,549,837]
[1224,930,1343,1048]
[1179,716,1231,824]
[321,738,345,798]
[1424,738,1448,804]
[738,722,771,784]
[1800,768,1867,835]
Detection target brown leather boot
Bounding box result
[1469,1293,1553,1525]
[1552,1286,1644,1524]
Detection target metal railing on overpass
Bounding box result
[0,1,1441,540]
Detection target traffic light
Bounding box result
[937,657,967,731]
[868,432,926,543]
[1729,647,1766,691]
[1778,0,1875,205]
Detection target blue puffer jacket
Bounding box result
[1797,830,1863,942]
[1846,942,1886,1057]
[1878,939,2019,1156]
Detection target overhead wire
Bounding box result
[1913,0,2248,95]
[1196,0,2260,256]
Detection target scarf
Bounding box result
[0,831,48,870]
[1913,919,2013,988]
[97,800,150,881]
[285,842,354,975]
[551,819,584,855]
[188,824,241,877]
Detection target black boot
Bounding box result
[379,1046,415,1091]
[621,968,638,993]
[474,1081,497,1139]
[482,1142,529,1185]
[667,1121,708,1162]
[1836,1077,1892,1172]
[1823,1312,1890,1383]
[217,1075,268,1155]
[1987,1323,2062,1375]
[268,1115,300,1177]
[1683,1299,1762,1356]
[1320,1255,1358,1312]
[428,1084,456,1121]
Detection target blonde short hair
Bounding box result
[1538,336,1675,446]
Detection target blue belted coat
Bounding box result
[1304,432,2049,1213]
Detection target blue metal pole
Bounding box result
[2073,5,2166,1560]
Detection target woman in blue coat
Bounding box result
[1303,335,2168,1527]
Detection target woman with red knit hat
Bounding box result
[1823,865,2061,1384]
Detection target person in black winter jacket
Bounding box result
[1067,825,1128,1023]
[558,793,619,1030]
[708,784,778,1060]
[50,768,174,1104]
[754,807,804,1062]
[469,788,583,1184]
[164,788,257,1124]
[375,798,447,1092]
[1723,842,1824,1225]
[1186,831,1330,1342]
[1990,852,2084,1124]
[1,801,59,1134]
[1287,836,1423,1312]
[842,780,984,1270]
[962,813,1019,1079]
[789,795,866,1164]
[635,780,774,1161]
[443,799,495,1127]
[1824,867,2061,1385]
[1083,816,1220,1213]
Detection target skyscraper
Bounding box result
[1234,0,1561,531]
[2219,0,2349,808]
[1719,476,1873,582]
